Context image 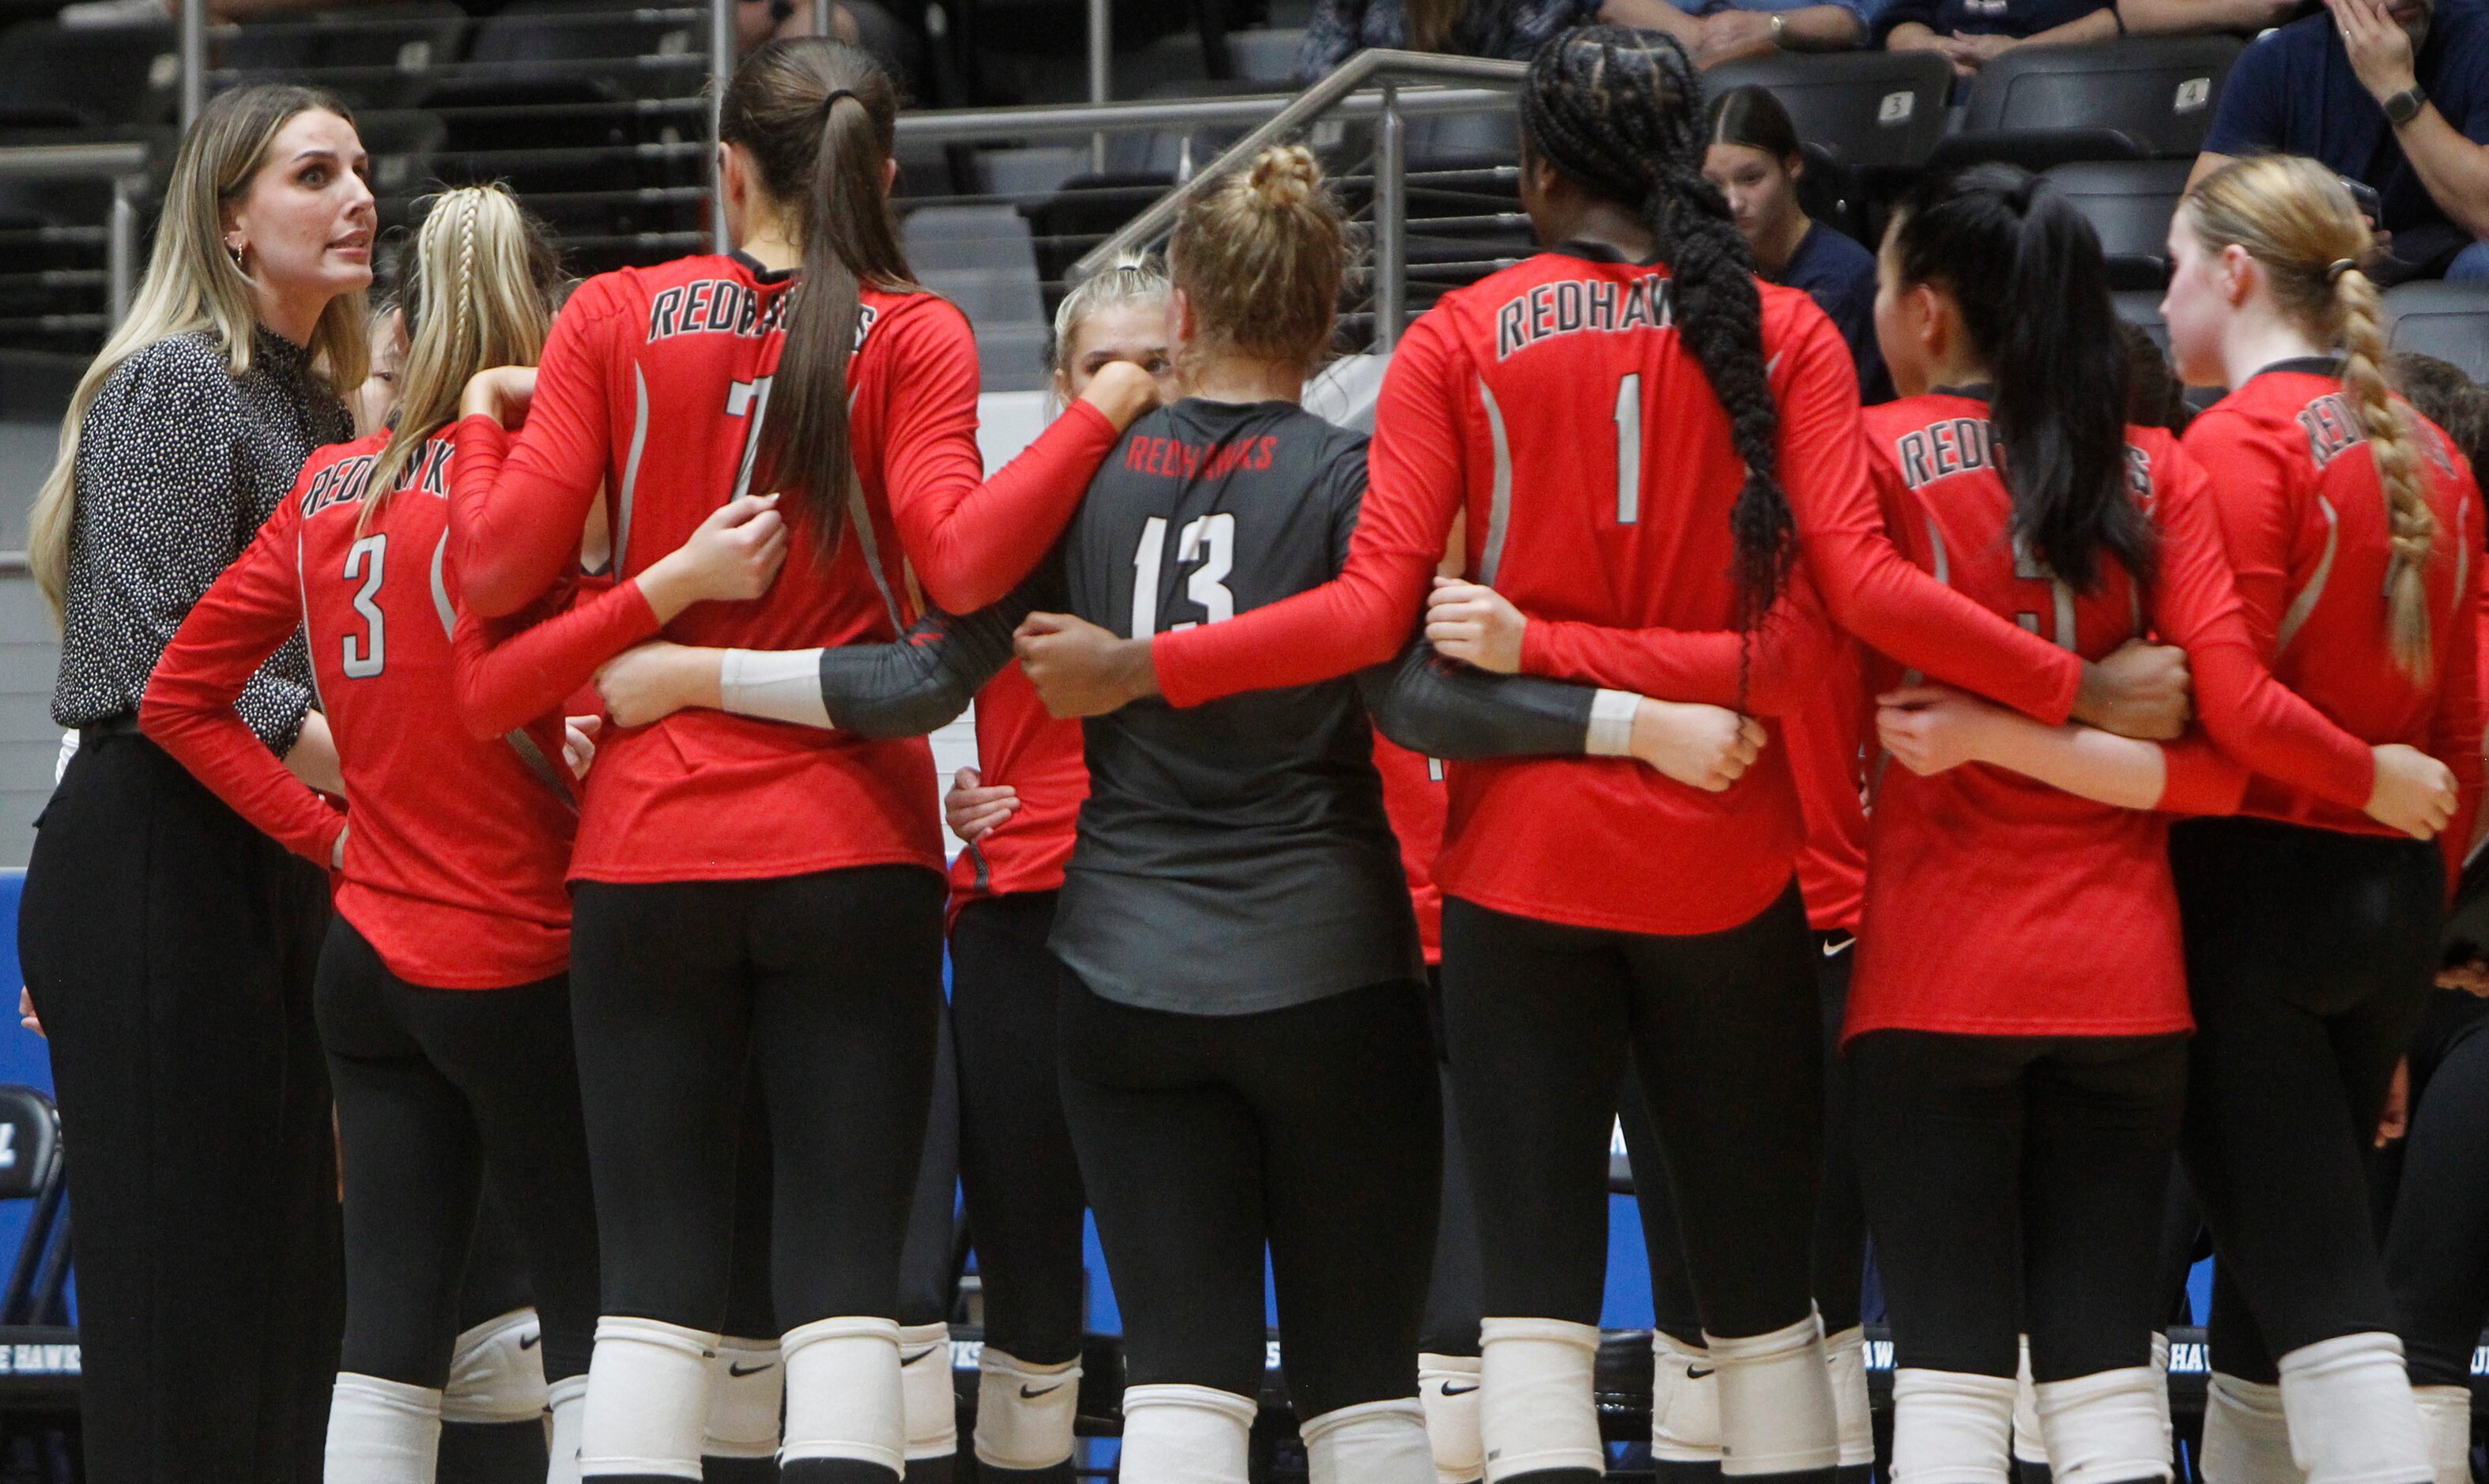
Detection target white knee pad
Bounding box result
[1118,1382,1257,1484]
[326,1372,445,1484]
[1477,1316,1604,1482]
[2412,1385,2472,1484]
[1416,1354,1484,1484]
[1303,1398,1435,1484]
[547,1373,589,1484]
[1823,1326,1876,1471]
[2150,1333,2173,1456]
[1890,1369,2017,1484]
[2276,1334,2432,1484]
[578,1316,718,1481]
[443,1309,552,1426]
[899,1321,959,1461]
[974,1348,1081,1472]
[2033,1368,2172,1484]
[2201,1374,2302,1484]
[1708,1314,1840,1477]
[2013,1339,2048,1468]
[781,1315,905,1475]
[703,1336,783,1460]
[1652,1330,1723,1462]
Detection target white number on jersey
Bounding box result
[1129,513,1240,636]
[342,534,387,678]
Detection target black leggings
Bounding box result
[316,916,603,1387]
[2170,817,2442,1384]
[1850,1030,2188,1380]
[569,864,945,1329]
[950,893,1088,1366]
[1058,977,1441,1418]
[2387,1011,2489,1389]
[1420,973,1488,1358]
[1635,935,1867,1343]
[1439,888,1822,1338]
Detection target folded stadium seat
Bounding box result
[1224,25,1303,85]
[1928,36,2243,172]
[1303,351,1390,433]
[1024,171,1175,287]
[2113,288,2170,352]
[2044,158,2193,291]
[1706,50,1956,172]
[972,145,1092,205]
[353,109,447,205]
[462,0,703,105]
[2384,281,2489,384]
[902,204,1054,392]
[221,2,468,111]
[0,19,178,132]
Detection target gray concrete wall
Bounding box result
[0,422,62,870]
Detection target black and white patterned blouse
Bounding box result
[50,326,353,753]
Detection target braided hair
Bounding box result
[1520,25,1795,623]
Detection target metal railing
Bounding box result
[0,141,148,330]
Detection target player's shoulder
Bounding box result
[1757,277,1843,355]
[293,430,388,514]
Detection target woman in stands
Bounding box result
[1701,85,1891,401]
[139,183,793,1484]
[444,38,1157,1483]
[2156,154,2482,1484]
[15,82,369,1484]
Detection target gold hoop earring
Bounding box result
[228,243,246,272]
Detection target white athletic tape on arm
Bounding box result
[719,649,833,729]
[1586,690,1641,757]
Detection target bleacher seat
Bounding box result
[1706,50,1955,171]
[2045,158,2193,290]
[1224,25,1302,85]
[353,109,447,199]
[460,0,702,105]
[2114,288,2170,353]
[903,205,1052,392]
[223,3,468,111]
[2385,281,2489,384]
[0,19,177,132]
[1933,36,2242,171]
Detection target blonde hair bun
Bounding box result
[1170,145,1348,372]
[1248,145,1322,213]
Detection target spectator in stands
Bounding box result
[2193,0,2489,280]
[1703,85,1892,398]
[1298,0,1598,83]
[1601,0,1867,65]
[17,82,371,1484]
[1873,0,2119,80]
[2392,349,2489,466]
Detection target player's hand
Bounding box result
[595,642,721,729]
[637,495,789,622]
[1077,360,1164,432]
[2074,639,2192,742]
[563,714,601,779]
[2438,955,2489,994]
[1631,699,1767,792]
[458,365,538,428]
[2366,742,2457,839]
[1016,612,1160,718]
[1425,578,1527,674]
[2376,1055,2411,1145]
[945,766,1020,843]
[1876,684,2006,777]
[18,988,40,1040]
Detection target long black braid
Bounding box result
[1519,26,1797,627]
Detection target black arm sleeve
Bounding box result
[1356,635,1601,761]
[812,560,1059,739]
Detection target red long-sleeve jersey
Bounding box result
[1146,246,2094,935]
[141,431,619,989]
[1371,735,1449,964]
[2182,364,2485,870]
[945,662,1088,924]
[449,252,1123,883]
[1847,400,2268,1039]
[1786,635,1869,936]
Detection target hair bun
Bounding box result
[1247,145,1322,211]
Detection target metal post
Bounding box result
[1087,0,1111,172]
[709,0,734,250]
[179,0,206,129]
[1374,81,1405,352]
[107,177,135,327]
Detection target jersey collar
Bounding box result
[2248,354,2347,383]
[1553,238,1665,268]
[730,248,798,284]
[1930,382,1996,403]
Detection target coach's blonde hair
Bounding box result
[2186,154,2436,680]
[1168,145,1347,376]
[364,186,560,529]
[29,85,370,620]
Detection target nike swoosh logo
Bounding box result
[728,1360,776,1377]
[1439,1381,1480,1396]
[1020,1382,1066,1399]
[901,1346,943,1365]
[1687,1365,1715,1380]
[519,1333,541,1350]
[1821,935,1855,959]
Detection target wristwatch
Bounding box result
[1770,11,1789,42]
[2385,84,2429,126]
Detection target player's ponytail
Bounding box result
[721,38,913,555]
[365,184,560,531]
[1890,164,2151,594]
[1519,25,1795,627]
[2186,154,2435,680]
[1165,145,1348,378]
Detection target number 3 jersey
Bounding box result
[143,430,624,989]
[1046,397,1421,1017]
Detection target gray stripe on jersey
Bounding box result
[428,530,456,638]
[2276,493,2338,655]
[1478,377,1514,585]
[616,366,650,565]
[838,389,907,634]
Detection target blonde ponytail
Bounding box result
[1167,145,1348,378]
[364,185,559,531]
[2187,154,2438,680]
